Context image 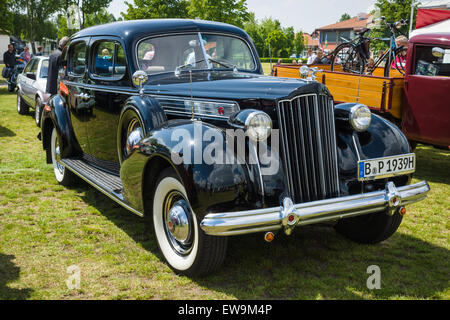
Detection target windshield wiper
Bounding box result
[174,58,237,76]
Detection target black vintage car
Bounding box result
[39,19,430,277]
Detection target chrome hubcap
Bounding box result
[35,103,40,123]
[54,137,64,174]
[163,192,193,255]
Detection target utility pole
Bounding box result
[409,0,415,35]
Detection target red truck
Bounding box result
[273,32,450,149]
[402,32,450,149]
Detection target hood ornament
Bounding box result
[299,66,321,82]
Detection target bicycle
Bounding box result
[330,17,409,77]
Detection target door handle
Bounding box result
[74,93,91,101]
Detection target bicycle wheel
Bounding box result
[384,49,406,77]
[331,43,365,74]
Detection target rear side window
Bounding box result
[92,40,127,79]
[69,42,87,76]
[40,60,49,78]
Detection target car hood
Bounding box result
[143,71,328,102]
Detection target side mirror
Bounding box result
[432,47,445,59]
[132,70,148,94]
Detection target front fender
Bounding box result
[336,106,411,195]
[120,120,267,219]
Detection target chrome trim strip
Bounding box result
[200,181,430,236]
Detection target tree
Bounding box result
[339,13,351,22]
[188,0,250,28]
[84,7,115,27]
[121,0,189,20]
[0,0,12,33]
[369,0,419,53]
[293,32,305,56]
[9,0,60,51]
[266,29,287,57]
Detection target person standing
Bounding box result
[307,50,317,65]
[46,37,69,96]
[19,46,32,63]
[3,44,16,72]
[36,46,44,56]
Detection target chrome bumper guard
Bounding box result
[200,181,430,236]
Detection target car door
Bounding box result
[403,44,450,148]
[84,37,131,169]
[27,58,40,105]
[65,39,92,155]
[20,59,36,105]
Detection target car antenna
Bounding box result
[190,70,194,120]
[356,66,363,103]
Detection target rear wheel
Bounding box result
[334,210,403,244]
[17,93,29,115]
[331,43,365,74]
[35,97,43,127]
[152,168,227,277]
[50,128,76,186]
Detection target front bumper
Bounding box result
[200,181,430,236]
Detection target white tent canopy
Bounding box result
[410,18,450,37]
[419,0,450,9]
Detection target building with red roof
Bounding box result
[313,13,374,52]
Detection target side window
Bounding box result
[69,42,87,76]
[40,60,49,78]
[414,45,450,77]
[24,60,34,73]
[92,40,127,79]
[30,59,39,74]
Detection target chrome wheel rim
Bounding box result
[163,191,194,256]
[52,131,64,175]
[17,94,20,112]
[35,102,40,124]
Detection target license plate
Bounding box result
[358,154,416,181]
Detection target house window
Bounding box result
[321,31,337,43]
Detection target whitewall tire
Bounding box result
[152,168,227,277]
[50,128,76,186]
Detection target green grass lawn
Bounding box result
[0,87,448,300]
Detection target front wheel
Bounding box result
[152,168,227,277]
[331,43,365,74]
[334,210,403,244]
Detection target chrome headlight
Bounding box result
[350,104,372,132]
[245,111,272,141]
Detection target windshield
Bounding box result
[136,33,256,75]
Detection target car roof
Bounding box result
[71,19,250,42]
[409,33,450,46]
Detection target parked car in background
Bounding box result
[17,56,49,126]
[39,19,430,277]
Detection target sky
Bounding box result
[108,0,377,33]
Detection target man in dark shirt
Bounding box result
[3,44,16,69]
[46,37,69,95]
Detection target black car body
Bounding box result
[40,19,430,276]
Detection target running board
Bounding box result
[61,158,144,217]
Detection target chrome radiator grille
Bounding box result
[277,94,340,203]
